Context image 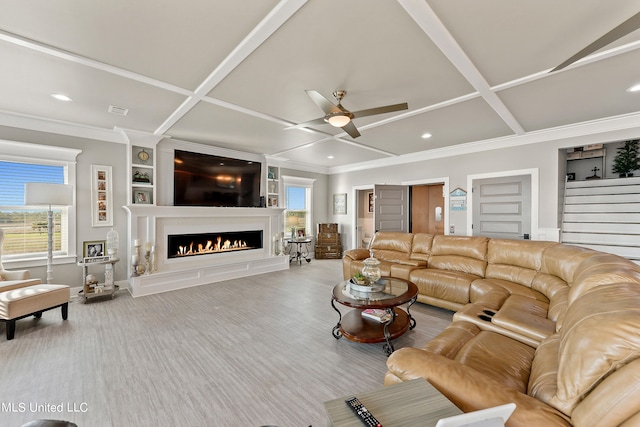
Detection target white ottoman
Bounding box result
[0,284,70,340]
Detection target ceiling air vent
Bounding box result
[108,105,129,116]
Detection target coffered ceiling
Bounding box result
[1,0,639,171]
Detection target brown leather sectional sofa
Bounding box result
[343,232,640,427]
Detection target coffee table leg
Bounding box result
[382,308,396,356]
[331,298,342,339]
[407,296,417,330]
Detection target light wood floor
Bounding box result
[0,259,453,427]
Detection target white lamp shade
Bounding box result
[24,183,73,206]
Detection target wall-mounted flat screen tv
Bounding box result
[174,150,261,207]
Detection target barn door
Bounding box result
[373,185,409,232]
[472,175,531,239]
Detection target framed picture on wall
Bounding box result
[91,165,113,227]
[368,192,374,213]
[333,193,347,215]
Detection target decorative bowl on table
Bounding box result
[349,277,386,292]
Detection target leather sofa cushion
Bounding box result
[429,235,487,277]
[487,239,557,271]
[409,233,434,263]
[485,263,537,287]
[369,232,414,261]
[555,283,640,415]
[569,256,640,305]
[431,235,488,259]
[410,269,476,305]
[541,244,597,284]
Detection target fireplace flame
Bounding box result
[176,236,249,257]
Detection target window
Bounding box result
[0,141,79,266]
[282,176,315,238]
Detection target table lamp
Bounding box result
[24,182,73,283]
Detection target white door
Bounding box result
[472,175,531,239]
[374,185,409,232]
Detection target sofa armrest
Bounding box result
[386,348,571,427]
[343,248,370,261]
[0,269,31,281]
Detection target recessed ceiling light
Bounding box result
[51,93,72,102]
[421,132,432,139]
[627,83,640,93]
[327,155,334,159]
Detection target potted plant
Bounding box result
[612,139,640,177]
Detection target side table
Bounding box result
[324,378,462,427]
[78,257,119,303]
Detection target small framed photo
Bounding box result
[333,193,347,215]
[83,240,106,258]
[135,191,151,204]
[296,228,306,237]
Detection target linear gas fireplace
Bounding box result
[168,230,263,259]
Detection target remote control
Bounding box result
[345,397,382,427]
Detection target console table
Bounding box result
[78,257,119,303]
[324,378,462,426]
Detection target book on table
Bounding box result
[362,308,392,323]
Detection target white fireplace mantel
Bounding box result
[123,205,288,297]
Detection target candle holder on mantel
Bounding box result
[131,240,142,277]
[144,242,152,275]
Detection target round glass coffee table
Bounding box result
[331,277,418,355]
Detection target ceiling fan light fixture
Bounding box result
[627,83,640,93]
[325,111,353,128]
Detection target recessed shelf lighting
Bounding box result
[627,83,640,93]
[51,93,72,102]
[421,132,432,139]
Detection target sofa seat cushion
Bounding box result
[410,268,478,305]
[453,330,536,394]
[418,320,535,393]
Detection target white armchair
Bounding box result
[0,229,37,288]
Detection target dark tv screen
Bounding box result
[174,150,261,207]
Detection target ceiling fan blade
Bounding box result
[306,90,341,114]
[342,121,361,138]
[351,102,409,119]
[284,117,327,130]
[551,10,640,72]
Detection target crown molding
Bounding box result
[0,110,125,144]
